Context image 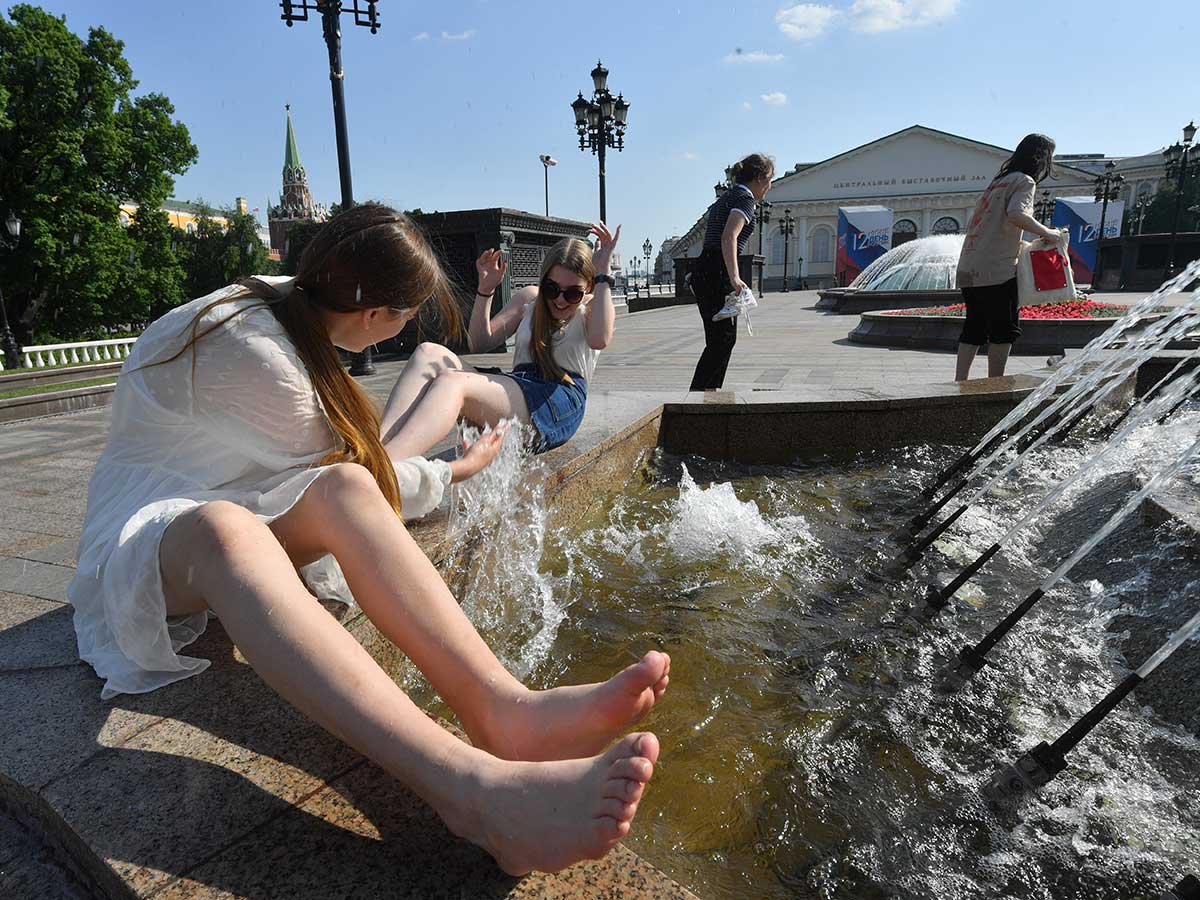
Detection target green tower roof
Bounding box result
[283,105,303,171]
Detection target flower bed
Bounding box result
[884,299,1169,320]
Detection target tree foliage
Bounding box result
[1125,171,1200,236]
[0,4,196,340]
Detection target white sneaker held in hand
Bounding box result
[712,286,757,321]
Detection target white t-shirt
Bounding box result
[957,172,1037,288]
[511,302,600,382]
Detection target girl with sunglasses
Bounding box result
[381,223,620,456]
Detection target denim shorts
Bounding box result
[505,363,587,452]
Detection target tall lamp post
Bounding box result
[1164,120,1198,278]
[571,62,628,224]
[756,199,772,257]
[780,209,795,293]
[1130,194,1152,235]
[280,0,380,376]
[1093,161,1124,286]
[0,211,24,370]
[539,154,557,217]
[642,238,652,289]
[1034,191,1054,225]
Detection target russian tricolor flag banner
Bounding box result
[837,206,893,283]
[1051,197,1124,285]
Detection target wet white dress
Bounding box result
[67,278,451,699]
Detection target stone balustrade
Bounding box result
[0,337,137,371]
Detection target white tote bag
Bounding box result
[1016,231,1076,306]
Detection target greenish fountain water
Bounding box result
[445,414,1200,900]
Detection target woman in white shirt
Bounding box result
[956,133,1062,380]
[67,204,668,875]
[378,225,619,457]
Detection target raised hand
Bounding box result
[589,222,621,275]
[476,248,507,296]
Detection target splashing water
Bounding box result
[446,419,569,677]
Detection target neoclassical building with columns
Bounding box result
[671,125,1165,290]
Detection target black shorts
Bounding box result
[959,278,1020,346]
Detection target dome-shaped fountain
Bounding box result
[817,234,966,314]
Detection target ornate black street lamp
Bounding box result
[1164,120,1198,278]
[539,154,557,217]
[571,62,628,224]
[1093,161,1124,285]
[642,238,652,288]
[780,209,796,293]
[0,211,24,370]
[281,0,380,375]
[1034,191,1054,225]
[756,199,772,257]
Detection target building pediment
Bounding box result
[770,126,1092,203]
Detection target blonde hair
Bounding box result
[530,237,596,384]
[138,203,461,514]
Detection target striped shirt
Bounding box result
[702,184,757,253]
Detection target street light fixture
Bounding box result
[1164,120,1199,278]
[1092,161,1124,285]
[572,61,628,223]
[1130,193,1153,235]
[539,154,557,217]
[280,0,380,375]
[757,199,772,258]
[0,211,25,370]
[1034,191,1054,225]
[642,238,652,288]
[780,209,796,293]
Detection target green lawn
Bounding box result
[0,376,118,401]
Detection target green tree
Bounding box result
[0,4,196,340]
[1139,175,1200,236]
[180,206,274,298]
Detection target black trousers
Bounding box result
[689,251,737,391]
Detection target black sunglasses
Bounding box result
[541,279,587,305]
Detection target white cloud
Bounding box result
[761,92,788,106]
[683,151,699,160]
[723,49,786,64]
[849,0,958,32]
[743,101,754,110]
[412,31,429,40]
[776,4,839,40]
[441,29,475,40]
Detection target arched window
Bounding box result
[892,218,918,247]
[932,216,960,235]
[809,226,833,263]
[770,229,785,265]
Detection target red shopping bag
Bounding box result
[1030,248,1069,291]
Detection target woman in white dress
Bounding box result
[67,203,670,875]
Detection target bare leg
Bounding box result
[987,342,1012,378]
[383,369,530,460]
[955,343,979,381]
[379,342,468,444]
[266,464,669,760]
[160,495,661,875]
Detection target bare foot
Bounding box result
[445,732,660,875]
[469,651,670,761]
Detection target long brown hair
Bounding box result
[997,133,1056,183]
[141,202,460,513]
[531,237,595,384]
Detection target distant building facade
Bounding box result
[119,197,248,234]
[672,125,1169,290]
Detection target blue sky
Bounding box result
[16,0,1198,265]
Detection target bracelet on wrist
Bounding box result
[475,290,494,299]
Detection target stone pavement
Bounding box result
[0,288,1138,898]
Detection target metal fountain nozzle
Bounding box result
[936,645,987,693]
[917,584,949,620]
[1161,875,1200,900]
[982,741,1066,801]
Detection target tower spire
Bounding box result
[268,104,324,255]
[283,103,303,174]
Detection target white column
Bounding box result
[797,216,809,278]
[921,207,932,236]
